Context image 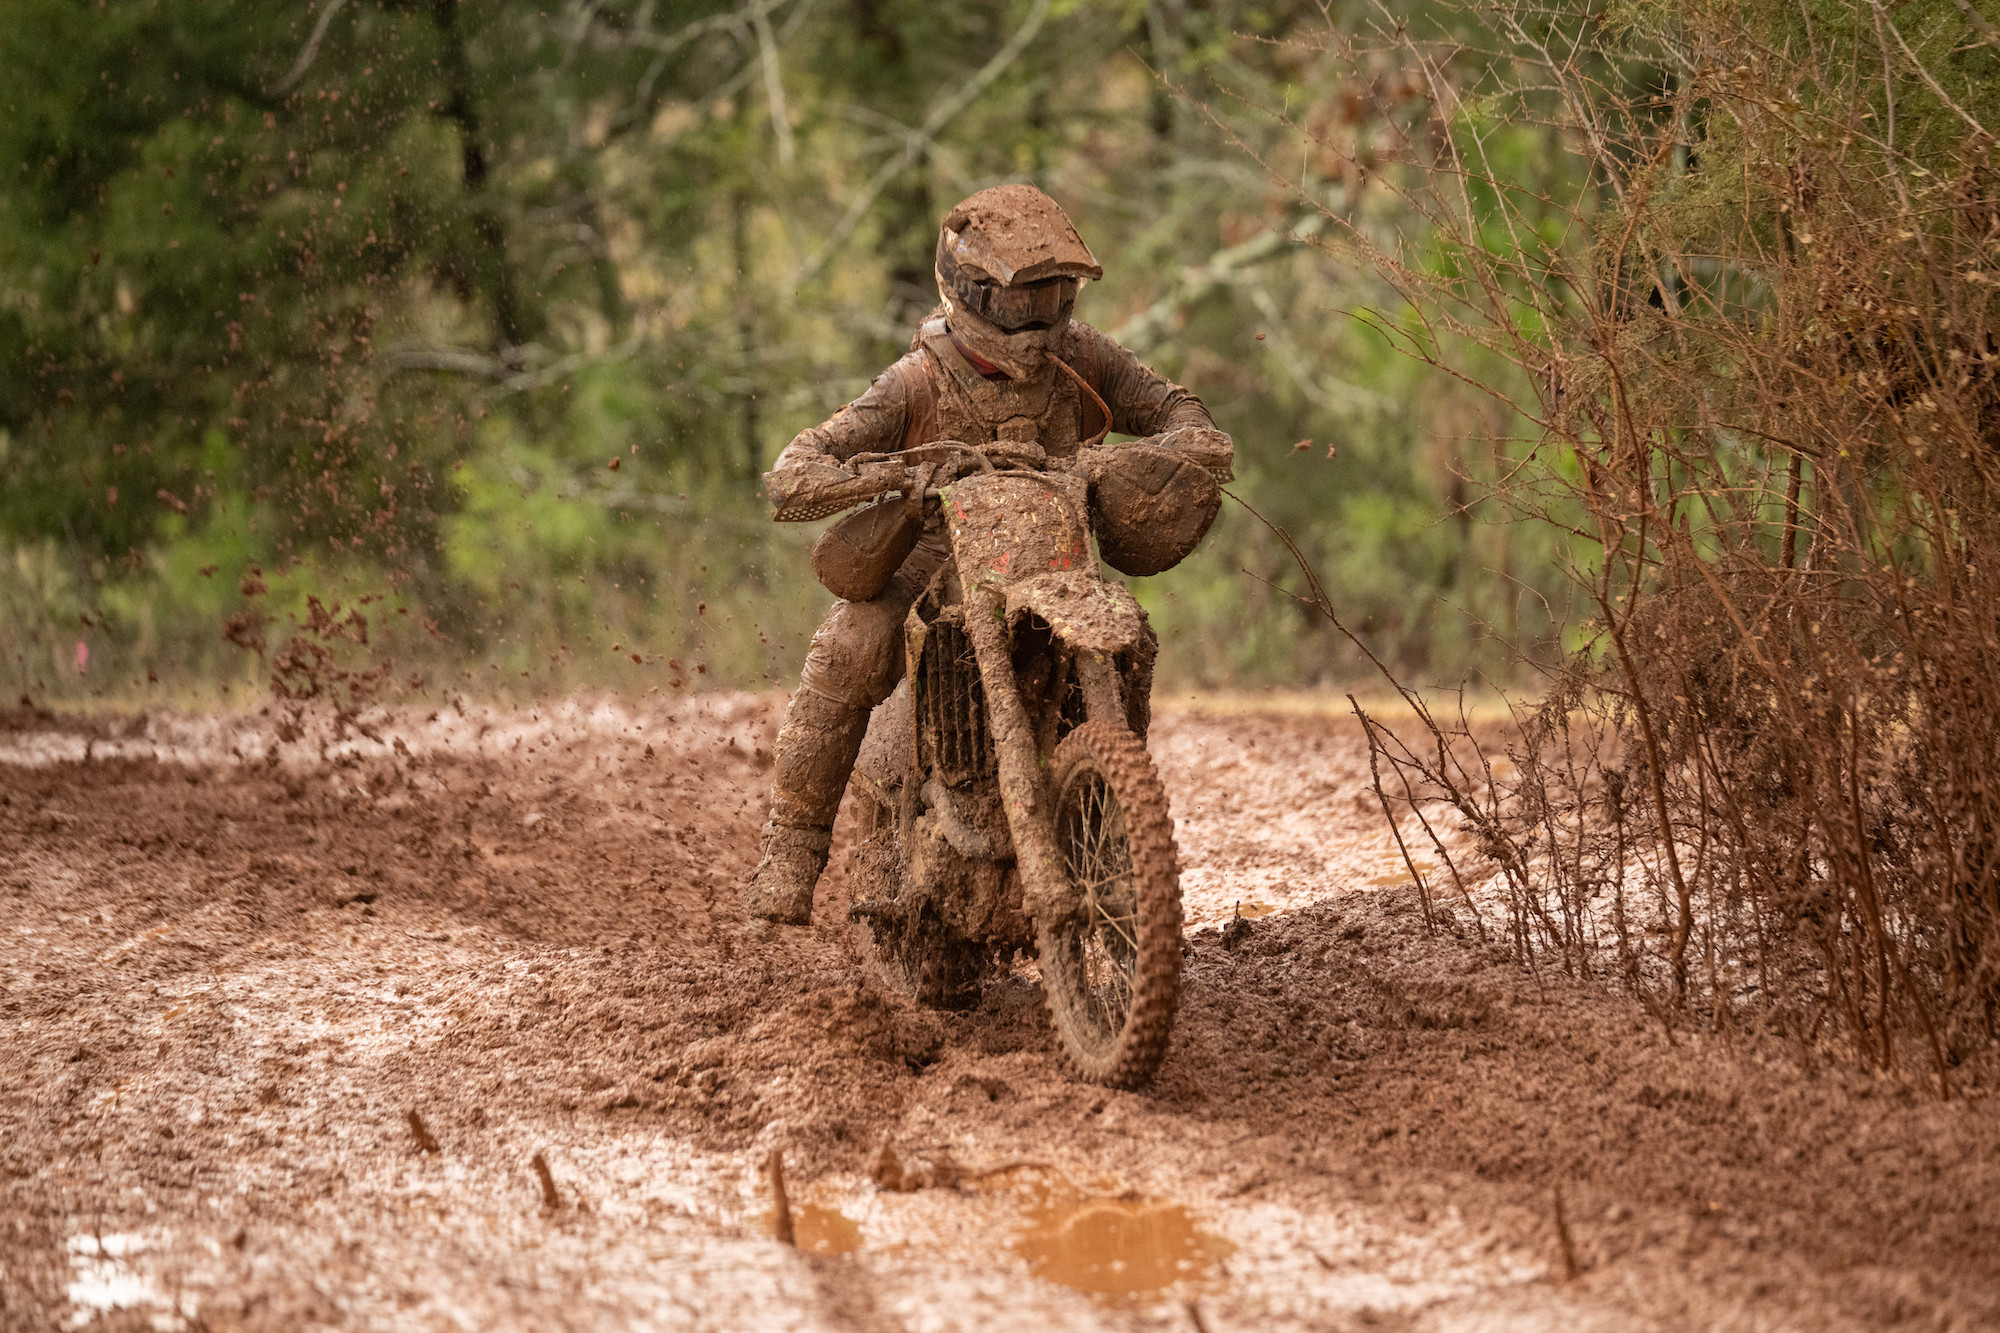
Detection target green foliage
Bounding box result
[0,0,1564,701]
[1364,0,2000,1062]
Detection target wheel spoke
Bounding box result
[1073,868,1130,898]
[1042,726,1179,1083]
[1091,903,1140,955]
[1082,779,1105,866]
[1077,777,1127,1015]
[1094,788,1117,868]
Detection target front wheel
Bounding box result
[1036,721,1182,1087]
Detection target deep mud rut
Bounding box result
[2,694,1997,1332]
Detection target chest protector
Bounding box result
[907,318,1090,458]
[822,319,1215,591]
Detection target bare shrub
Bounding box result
[1241,0,2000,1085]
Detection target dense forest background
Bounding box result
[9,0,2000,1080]
[1,0,1561,704]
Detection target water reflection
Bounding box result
[793,1203,863,1256]
[1014,1184,1232,1298]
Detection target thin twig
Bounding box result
[1552,1184,1580,1281]
[271,0,350,95]
[532,1151,562,1210]
[790,0,1052,285]
[405,1108,441,1156]
[766,1149,795,1245]
[750,4,795,166]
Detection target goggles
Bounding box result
[956,275,1078,332]
[937,240,1082,332]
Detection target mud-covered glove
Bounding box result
[983,438,1048,472]
[1154,426,1235,483]
[849,457,911,493]
[766,457,910,522]
[1071,429,1234,488]
[1068,445,1116,487]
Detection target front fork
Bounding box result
[959,586,1124,929]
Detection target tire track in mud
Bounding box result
[3,696,1998,1331]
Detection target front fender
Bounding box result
[1003,570,1150,656]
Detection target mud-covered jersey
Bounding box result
[764,319,1230,515]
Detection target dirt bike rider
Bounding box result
[745,184,1234,926]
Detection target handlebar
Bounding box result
[771,440,1069,522]
[849,440,1051,474]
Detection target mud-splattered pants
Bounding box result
[759,527,953,859]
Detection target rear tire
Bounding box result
[851,796,988,1009]
[865,904,988,1010]
[1036,721,1181,1087]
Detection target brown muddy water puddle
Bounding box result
[792,1170,1232,1301]
[1015,1190,1234,1298]
[793,1202,864,1256]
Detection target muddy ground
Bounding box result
[2,694,1997,1332]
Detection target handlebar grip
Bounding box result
[770,474,899,523]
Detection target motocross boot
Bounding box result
[744,688,872,925]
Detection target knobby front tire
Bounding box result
[1035,720,1182,1088]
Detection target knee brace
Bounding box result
[798,597,907,709]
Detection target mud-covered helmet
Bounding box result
[935,185,1103,336]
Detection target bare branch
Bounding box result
[1946,0,1998,46]
[380,336,642,395]
[790,0,1052,286]
[626,0,784,58]
[1108,221,1304,354]
[1869,0,1993,138]
[271,0,350,95]
[751,3,795,167]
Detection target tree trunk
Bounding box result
[432,0,534,349]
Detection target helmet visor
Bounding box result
[964,276,1078,332]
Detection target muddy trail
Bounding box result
[2,695,1996,1332]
